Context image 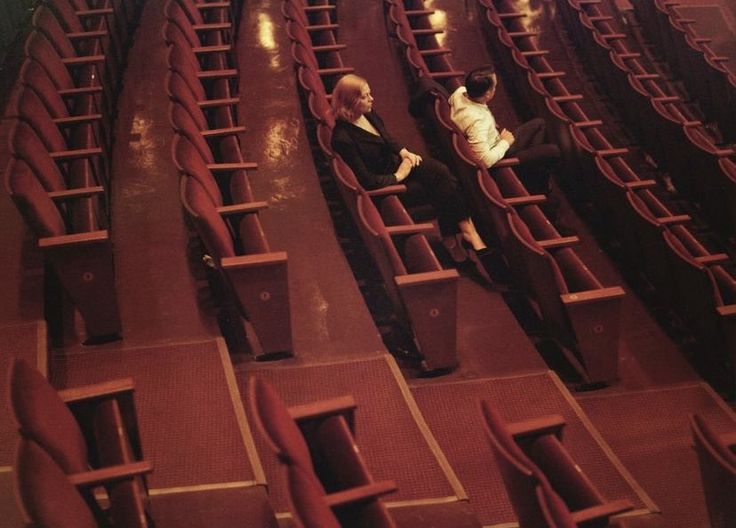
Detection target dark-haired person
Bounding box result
[449,66,560,196]
[330,74,493,270]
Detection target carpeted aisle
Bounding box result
[578,383,736,528]
[237,355,467,513]
[411,371,657,526]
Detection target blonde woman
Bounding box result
[330,74,491,267]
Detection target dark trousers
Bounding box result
[507,118,560,195]
[402,157,467,237]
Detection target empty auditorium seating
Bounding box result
[557,0,736,237]
[480,400,633,527]
[9,358,144,475]
[690,413,736,528]
[248,376,398,527]
[164,5,293,358]
[475,0,736,396]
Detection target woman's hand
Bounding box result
[394,157,413,182]
[500,128,515,146]
[399,148,423,167]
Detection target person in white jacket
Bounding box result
[449,65,560,195]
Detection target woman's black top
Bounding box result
[330,111,403,190]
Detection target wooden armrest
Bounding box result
[61,55,106,65]
[714,148,735,156]
[386,222,435,236]
[201,125,246,138]
[493,157,520,167]
[313,43,347,52]
[325,480,398,508]
[617,52,641,59]
[48,186,105,202]
[652,95,681,103]
[716,305,736,317]
[412,28,444,35]
[193,44,232,54]
[508,414,566,440]
[551,94,583,102]
[508,31,540,38]
[59,378,134,404]
[658,214,691,225]
[367,184,407,196]
[506,194,547,206]
[49,147,104,161]
[498,12,527,19]
[521,49,550,57]
[570,499,634,523]
[195,1,231,9]
[573,120,603,128]
[39,230,109,249]
[624,179,657,189]
[317,66,354,76]
[588,15,613,22]
[596,147,628,158]
[70,461,153,488]
[207,162,258,172]
[600,33,626,40]
[76,8,114,16]
[67,30,108,40]
[420,48,452,56]
[197,68,239,79]
[198,96,239,108]
[561,286,626,305]
[538,236,580,249]
[395,269,459,287]
[289,395,356,423]
[405,9,435,16]
[306,23,339,31]
[694,253,729,265]
[193,22,232,31]
[428,70,466,79]
[217,201,269,216]
[537,71,566,79]
[303,4,336,11]
[633,73,660,80]
[59,86,104,97]
[53,113,103,126]
[221,251,287,270]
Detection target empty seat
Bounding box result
[480,400,633,527]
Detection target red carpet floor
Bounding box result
[49,339,261,490]
[411,371,657,526]
[578,383,736,528]
[237,355,466,513]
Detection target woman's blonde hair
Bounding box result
[331,74,368,122]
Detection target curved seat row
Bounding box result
[3,0,143,344]
[283,0,461,374]
[632,0,736,144]
[558,0,736,237]
[164,0,293,359]
[385,0,626,387]
[475,0,736,396]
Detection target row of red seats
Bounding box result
[284,0,462,374]
[164,0,294,359]
[386,0,626,387]
[558,0,736,237]
[2,0,142,345]
[633,0,736,143]
[9,358,152,527]
[476,0,736,397]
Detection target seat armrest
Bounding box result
[48,186,105,202]
[49,147,104,161]
[38,230,109,249]
[385,222,436,237]
[59,378,135,404]
[493,157,520,167]
[198,97,239,108]
[201,125,246,138]
[570,499,634,524]
[53,113,103,126]
[506,194,546,206]
[367,184,406,196]
[195,1,231,9]
[508,414,566,440]
[76,8,114,16]
[70,461,153,489]
[207,162,258,172]
[325,480,398,508]
[289,395,357,424]
[538,236,580,249]
[217,201,269,216]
